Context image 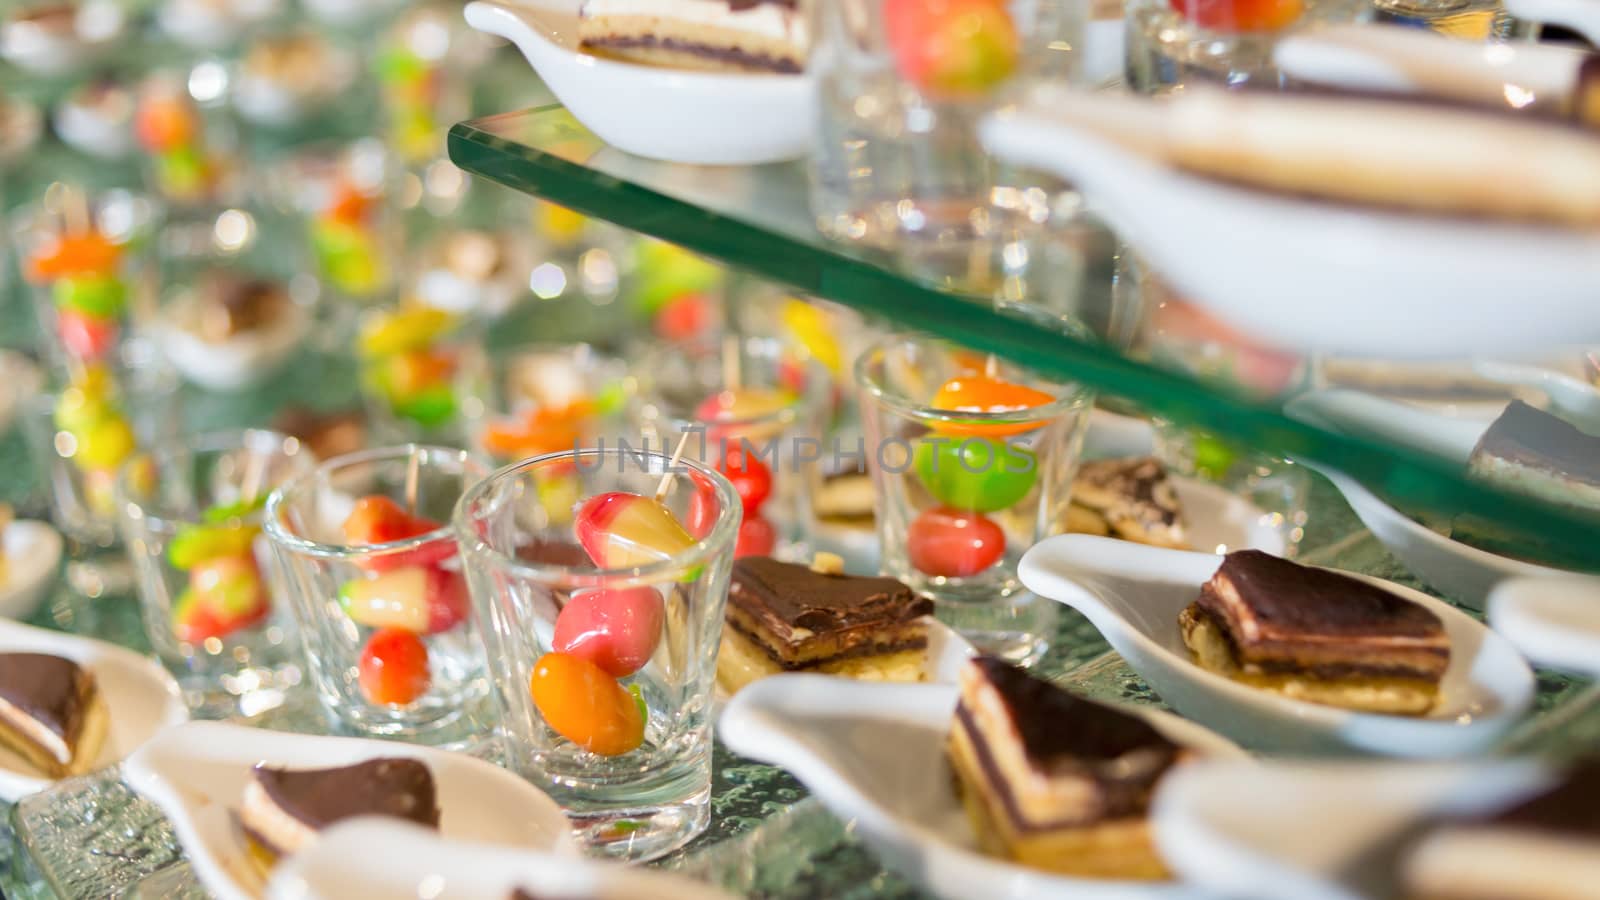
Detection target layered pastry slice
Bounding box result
[240,758,440,863]
[1066,457,1188,549]
[813,469,875,529]
[0,653,108,777]
[717,555,933,694]
[1467,400,1600,511]
[1403,759,1600,900]
[948,657,1183,879]
[1178,550,1450,715]
[577,0,808,74]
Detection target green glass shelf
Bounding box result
[449,103,1600,568]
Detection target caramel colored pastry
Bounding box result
[813,469,874,528]
[1178,550,1449,715]
[717,556,933,694]
[948,657,1182,879]
[1066,458,1188,549]
[273,407,367,462]
[578,0,807,74]
[196,277,290,342]
[0,653,108,777]
[1404,760,1600,900]
[239,758,440,860]
[1466,400,1600,512]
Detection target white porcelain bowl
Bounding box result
[126,722,575,900]
[463,0,812,165]
[1019,536,1536,756]
[1488,576,1600,679]
[720,675,1242,900]
[0,619,188,801]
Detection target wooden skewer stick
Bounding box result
[240,449,267,506]
[721,334,742,394]
[653,431,693,504]
[984,353,999,379]
[403,446,421,516]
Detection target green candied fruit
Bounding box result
[158,146,208,198]
[167,523,257,571]
[394,384,458,429]
[1191,432,1240,482]
[202,494,268,524]
[313,221,385,295]
[913,437,1038,513]
[53,275,128,318]
[627,683,648,725]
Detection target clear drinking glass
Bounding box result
[1152,421,1310,556]
[458,342,633,468]
[1125,0,1372,92]
[264,445,492,742]
[856,335,1093,664]
[455,449,740,862]
[117,430,316,717]
[634,335,829,562]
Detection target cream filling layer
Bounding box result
[240,779,320,856]
[0,694,71,765]
[581,0,807,46]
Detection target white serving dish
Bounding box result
[1018,536,1535,756]
[126,722,575,900]
[0,619,188,801]
[1287,388,1594,608]
[0,520,63,621]
[1152,758,1551,900]
[463,0,812,165]
[1488,576,1600,679]
[1503,0,1600,44]
[0,0,125,75]
[980,88,1600,359]
[155,302,312,392]
[268,818,734,900]
[720,675,1242,900]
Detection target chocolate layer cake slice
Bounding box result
[1179,550,1449,715]
[0,653,108,777]
[1066,457,1189,549]
[577,0,808,74]
[717,555,933,694]
[240,758,440,860]
[1403,760,1600,900]
[1467,399,1600,511]
[948,657,1182,879]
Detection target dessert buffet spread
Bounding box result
[3,0,1600,898]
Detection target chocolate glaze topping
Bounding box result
[586,35,802,74]
[1200,550,1444,642]
[1487,759,1600,837]
[252,758,440,831]
[0,653,93,741]
[1471,400,1600,484]
[1075,457,1181,527]
[727,0,797,9]
[730,557,931,636]
[970,657,1178,766]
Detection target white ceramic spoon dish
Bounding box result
[1153,758,1550,900]
[0,619,188,801]
[1286,389,1589,608]
[1488,577,1600,679]
[463,0,812,165]
[1018,536,1536,756]
[268,819,733,900]
[980,89,1600,359]
[126,722,575,900]
[0,519,63,620]
[720,675,1242,900]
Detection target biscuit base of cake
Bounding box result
[716,626,927,695]
[0,691,108,778]
[946,710,1168,880]
[1179,605,1438,715]
[580,15,803,74]
[1403,827,1600,900]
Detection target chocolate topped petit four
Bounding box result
[1467,400,1600,512]
[1066,457,1188,549]
[578,0,808,74]
[1179,550,1449,715]
[717,555,933,693]
[240,758,439,859]
[0,653,108,777]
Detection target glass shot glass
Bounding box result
[856,336,1093,664]
[634,335,829,562]
[264,445,493,742]
[1125,0,1371,93]
[458,342,633,468]
[117,429,316,717]
[454,449,741,862]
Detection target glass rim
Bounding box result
[854,333,1091,423]
[452,447,743,584]
[116,427,312,529]
[263,443,488,559]
[639,334,831,432]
